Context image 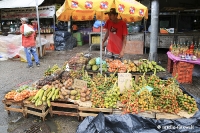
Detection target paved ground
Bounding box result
[0,44,200,133]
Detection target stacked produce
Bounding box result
[120,73,198,114]
[59,78,74,100]
[86,58,165,73]
[63,53,89,70]
[31,84,60,107]
[44,64,62,76]
[5,85,38,102]
[3,55,198,118]
[137,59,166,73]
[86,57,108,72]
[104,81,120,108]
[91,88,105,108]
[123,60,137,72]
[80,87,91,102]
[108,59,127,73]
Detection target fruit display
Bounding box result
[3,55,198,119]
[86,58,166,73]
[63,53,89,71]
[44,64,62,76]
[123,60,137,72]
[31,84,60,107]
[137,59,166,73]
[120,72,198,114]
[5,86,38,102]
[86,57,108,72]
[104,81,120,108]
[108,59,127,73]
[80,87,91,102]
[91,88,105,108]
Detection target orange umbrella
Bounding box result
[57,0,148,22]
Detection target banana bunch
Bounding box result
[44,64,61,76]
[137,59,166,73]
[30,85,60,107]
[123,60,137,72]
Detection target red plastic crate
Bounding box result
[172,61,194,84]
[167,58,174,73]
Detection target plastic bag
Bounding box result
[24,24,34,37]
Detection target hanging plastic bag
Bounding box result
[24,24,34,37]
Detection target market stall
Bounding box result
[167,43,200,83]
[2,53,199,131]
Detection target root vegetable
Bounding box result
[86,96,90,101]
[81,93,86,98]
[65,95,70,99]
[70,95,75,100]
[80,97,86,102]
[86,90,90,96]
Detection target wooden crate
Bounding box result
[49,100,79,119]
[2,99,25,116]
[78,107,113,120]
[23,100,49,121]
[112,108,123,115]
[138,111,156,119]
[156,112,183,120]
[113,108,156,119]
[36,45,46,58]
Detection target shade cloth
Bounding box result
[0,0,44,8]
[167,51,200,65]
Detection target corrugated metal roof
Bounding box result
[0,0,44,8]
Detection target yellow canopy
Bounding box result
[56,0,148,22]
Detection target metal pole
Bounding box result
[100,13,103,74]
[35,0,42,57]
[149,0,159,61]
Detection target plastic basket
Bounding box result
[172,61,194,84]
[167,58,174,73]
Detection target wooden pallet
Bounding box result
[23,100,49,121]
[2,99,25,116]
[78,107,113,121]
[49,100,79,119]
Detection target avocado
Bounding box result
[86,64,92,70]
[89,58,96,65]
[92,65,98,71]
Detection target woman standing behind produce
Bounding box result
[20,17,40,68]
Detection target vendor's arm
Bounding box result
[120,35,127,57]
